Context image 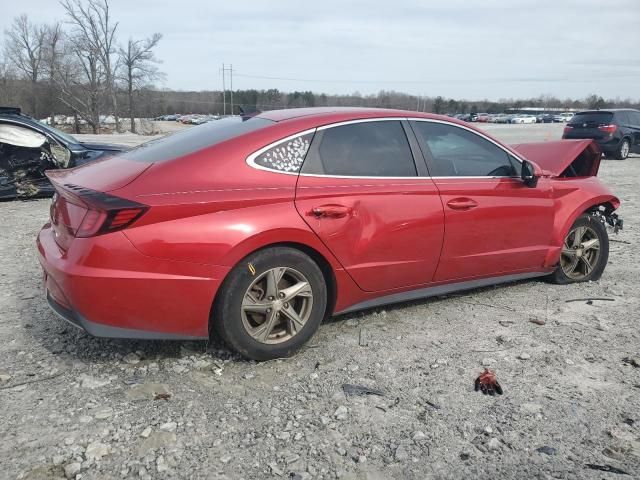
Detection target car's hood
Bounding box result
[510,139,601,177]
[78,142,129,152]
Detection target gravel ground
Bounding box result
[1,125,639,480]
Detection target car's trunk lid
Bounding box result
[47,155,153,192]
[510,139,601,177]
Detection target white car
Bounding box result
[560,112,574,122]
[510,115,537,124]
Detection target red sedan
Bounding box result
[37,108,622,360]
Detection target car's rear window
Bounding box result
[121,117,274,163]
[569,112,613,126]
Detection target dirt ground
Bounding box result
[1,124,639,480]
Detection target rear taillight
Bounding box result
[54,184,148,238]
[598,124,617,134]
[563,125,573,134]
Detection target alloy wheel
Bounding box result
[560,225,601,280]
[620,140,630,159]
[241,267,314,344]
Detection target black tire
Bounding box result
[547,214,609,285]
[614,138,630,160]
[212,247,327,361]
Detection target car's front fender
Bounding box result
[543,177,620,267]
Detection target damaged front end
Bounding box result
[511,139,602,178]
[0,124,67,200]
[512,139,625,269]
[590,204,624,233]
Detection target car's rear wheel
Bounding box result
[614,139,630,160]
[212,247,327,361]
[548,214,609,284]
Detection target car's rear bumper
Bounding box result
[37,223,230,339]
[45,292,206,339]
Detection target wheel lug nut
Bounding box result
[284,302,289,308]
[268,296,274,301]
[279,292,285,298]
[266,308,272,313]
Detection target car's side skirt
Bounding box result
[336,270,552,315]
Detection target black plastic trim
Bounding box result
[46,293,208,340]
[336,271,551,314]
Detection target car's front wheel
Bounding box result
[212,247,327,361]
[548,214,609,284]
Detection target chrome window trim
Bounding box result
[245,117,524,179]
[245,127,317,175]
[315,117,407,131]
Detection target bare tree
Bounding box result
[0,51,17,106]
[43,22,64,125]
[118,33,162,132]
[4,14,47,116]
[60,0,119,128]
[55,29,104,133]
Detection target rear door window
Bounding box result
[615,112,629,125]
[301,120,417,177]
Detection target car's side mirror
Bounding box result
[521,159,541,188]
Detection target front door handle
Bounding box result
[309,204,353,218]
[446,198,478,211]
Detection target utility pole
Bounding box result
[221,63,226,116]
[221,64,235,116]
[230,64,234,116]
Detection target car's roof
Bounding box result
[576,109,639,114]
[255,107,459,124]
[0,109,38,124]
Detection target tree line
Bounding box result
[141,90,639,117]
[2,2,638,133]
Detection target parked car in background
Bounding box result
[0,107,126,199]
[511,114,536,124]
[563,109,640,160]
[554,112,574,123]
[155,114,181,121]
[476,113,491,123]
[37,107,622,360]
[541,114,555,123]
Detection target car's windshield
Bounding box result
[32,118,78,144]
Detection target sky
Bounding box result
[2,0,639,100]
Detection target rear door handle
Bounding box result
[309,204,352,218]
[446,198,478,210]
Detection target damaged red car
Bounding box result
[37,108,623,360]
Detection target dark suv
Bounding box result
[562,109,640,160]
